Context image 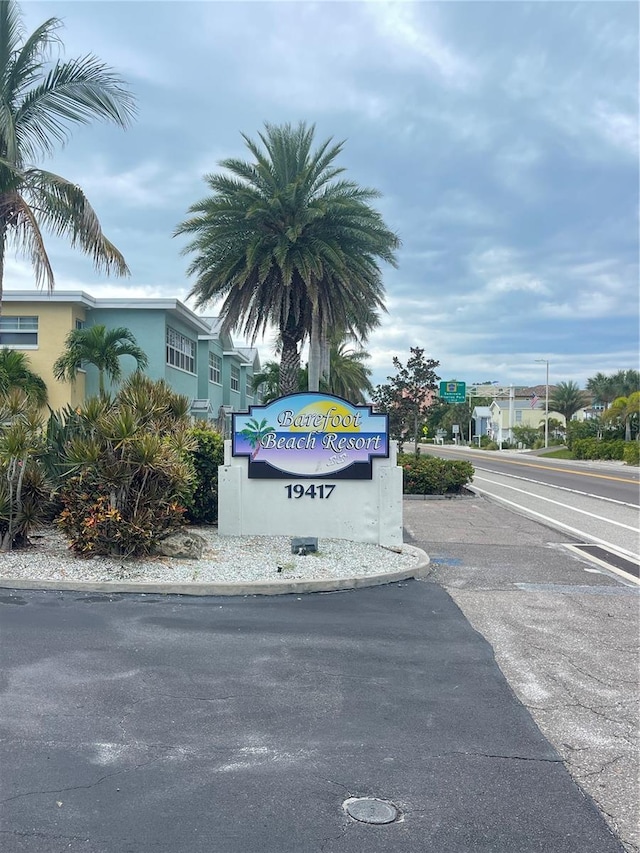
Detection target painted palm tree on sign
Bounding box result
[0,0,136,311]
[53,325,148,396]
[239,418,275,460]
[0,348,47,405]
[176,122,399,395]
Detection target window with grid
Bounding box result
[166,327,195,373]
[209,352,222,384]
[515,410,523,422]
[0,316,38,346]
[230,365,240,392]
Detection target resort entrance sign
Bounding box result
[232,393,389,479]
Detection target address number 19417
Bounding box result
[285,484,335,499]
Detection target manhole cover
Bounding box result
[343,797,398,824]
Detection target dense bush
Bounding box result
[183,425,225,524]
[623,442,640,466]
[55,376,195,557]
[573,438,626,460]
[399,453,474,495]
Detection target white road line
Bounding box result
[473,475,639,533]
[563,544,640,587]
[471,467,638,509]
[470,484,640,561]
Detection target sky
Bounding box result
[6,0,639,389]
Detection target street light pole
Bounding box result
[535,359,550,448]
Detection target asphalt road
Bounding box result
[423,445,640,506]
[419,446,640,573]
[0,582,626,853]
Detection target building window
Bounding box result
[166,327,195,373]
[209,352,222,384]
[75,319,85,330]
[230,366,240,392]
[515,410,523,422]
[246,378,252,399]
[0,316,38,347]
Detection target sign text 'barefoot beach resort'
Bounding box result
[232,393,389,479]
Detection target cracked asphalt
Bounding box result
[404,496,639,853]
[0,517,633,853]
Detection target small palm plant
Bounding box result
[0,390,52,550]
[53,325,148,395]
[240,418,275,460]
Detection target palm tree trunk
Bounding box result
[308,310,321,392]
[98,369,105,395]
[320,333,330,389]
[279,333,301,396]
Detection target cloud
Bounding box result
[365,1,477,87]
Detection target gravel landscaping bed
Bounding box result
[0,526,419,587]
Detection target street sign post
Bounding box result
[439,381,466,403]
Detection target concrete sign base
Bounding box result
[218,440,403,548]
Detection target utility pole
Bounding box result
[535,359,550,448]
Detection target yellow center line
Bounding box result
[430,449,639,484]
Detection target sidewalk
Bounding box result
[404,495,640,853]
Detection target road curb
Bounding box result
[0,544,430,597]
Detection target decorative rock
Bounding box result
[154,532,206,559]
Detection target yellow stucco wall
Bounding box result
[3,301,85,411]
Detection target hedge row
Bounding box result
[399,453,474,495]
[573,439,626,460]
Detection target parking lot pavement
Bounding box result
[404,496,640,853]
[0,576,627,853]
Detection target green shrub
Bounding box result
[623,442,640,466]
[399,453,474,495]
[54,377,195,557]
[573,438,626,460]
[183,425,225,524]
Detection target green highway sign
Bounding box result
[439,381,466,403]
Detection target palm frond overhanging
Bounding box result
[0,0,136,307]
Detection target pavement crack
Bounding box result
[0,755,163,805]
[325,778,354,796]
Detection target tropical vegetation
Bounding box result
[176,121,399,395]
[0,348,47,405]
[252,336,374,404]
[55,375,195,557]
[547,381,589,424]
[53,324,148,395]
[0,389,51,550]
[603,392,640,442]
[0,0,135,311]
[586,370,640,408]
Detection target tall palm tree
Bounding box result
[604,392,640,442]
[611,370,640,400]
[548,380,589,424]
[586,372,617,409]
[325,340,373,404]
[53,324,148,395]
[176,122,399,395]
[0,0,136,311]
[0,347,46,404]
